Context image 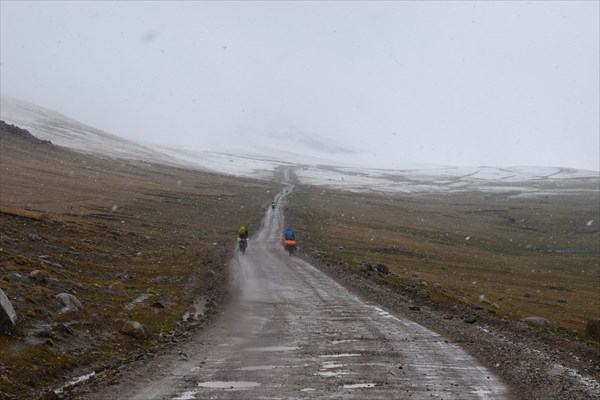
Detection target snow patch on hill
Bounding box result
[2,97,598,196]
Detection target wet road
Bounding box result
[87,187,510,399]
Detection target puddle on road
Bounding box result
[316,371,351,377]
[172,390,198,399]
[343,383,377,389]
[319,353,361,358]
[244,346,299,352]
[239,365,282,371]
[198,381,260,390]
[331,339,359,344]
[322,362,344,369]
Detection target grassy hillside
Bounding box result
[0,123,278,399]
[287,185,599,338]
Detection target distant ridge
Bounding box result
[0,97,181,165]
[1,97,597,195]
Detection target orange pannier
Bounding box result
[284,240,297,247]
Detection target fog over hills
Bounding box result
[1,97,598,196]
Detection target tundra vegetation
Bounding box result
[0,124,278,399]
[1,122,599,399]
[286,185,600,338]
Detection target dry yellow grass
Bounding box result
[287,185,599,337]
[0,127,278,399]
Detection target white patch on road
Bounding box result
[343,383,377,388]
[319,353,361,358]
[331,339,359,344]
[244,346,299,352]
[198,381,261,389]
[172,390,198,399]
[239,365,283,371]
[316,371,352,377]
[321,362,344,369]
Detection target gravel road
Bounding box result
[73,188,513,399]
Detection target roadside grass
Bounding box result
[287,185,599,339]
[0,128,279,399]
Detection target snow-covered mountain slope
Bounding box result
[1,97,598,195]
[1,97,181,166]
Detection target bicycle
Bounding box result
[238,237,248,254]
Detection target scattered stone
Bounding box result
[556,298,567,304]
[36,329,56,339]
[29,270,48,284]
[55,323,73,335]
[420,281,428,287]
[361,263,374,272]
[479,294,491,305]
[585,318,600,338]
[151,301,165,309]
[120,320,147,339]
[433,282,441,289]
[463,315,478,324]
[472,304,484,310]
[0,289,17,335]
[376,264,389,274]
[55,293,83,314]
[521,316,552,329]
[408,306,421,311]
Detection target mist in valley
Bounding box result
[1,1,598,172]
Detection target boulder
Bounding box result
[0,289,17,335]
[376,263,389,274]
[463,315,478,324]
[585,318,600,338]
[151,301,165,309]
[521,316,552,329]
[55,293,83,314]
[29,270,48,284]
[121,320,147,339]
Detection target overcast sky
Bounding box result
[1,1,599,171]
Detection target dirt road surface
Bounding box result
[75,187,510,399]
